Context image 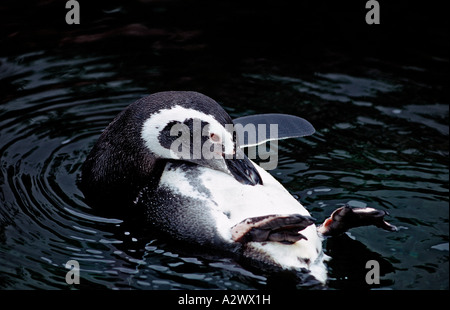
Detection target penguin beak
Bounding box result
[184,146,263,186]
[224,149,263,186]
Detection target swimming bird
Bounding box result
[80,91,396,284]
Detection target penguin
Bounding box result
[80,91,396,284]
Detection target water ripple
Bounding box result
[1,48,448,289]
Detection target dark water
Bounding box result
[0,1,448,290]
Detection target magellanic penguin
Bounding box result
[80,91,397,284]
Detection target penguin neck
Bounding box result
[80,113,162,209]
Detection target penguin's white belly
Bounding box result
[158,161,327,283]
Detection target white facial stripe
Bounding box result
[141,106,234,158]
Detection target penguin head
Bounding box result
[140,92,262,185]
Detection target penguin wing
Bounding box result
[233,114,315,148]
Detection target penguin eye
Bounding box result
[209,133,221,143]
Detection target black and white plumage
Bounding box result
[81,91,396,284]
[81,91,261,207]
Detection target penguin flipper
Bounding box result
[231,214,316,244]
[233,114,315,148]
[317,205,398,237]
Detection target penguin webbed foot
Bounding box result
[318,205,397,237]
[232,214,316,244]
